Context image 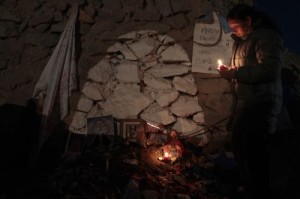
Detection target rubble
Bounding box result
[41,124,240,199]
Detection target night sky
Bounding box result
[256,0,300,55]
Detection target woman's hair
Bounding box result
[227,4,282,34]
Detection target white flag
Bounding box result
[33,6,78,119]
[32,6,78,153]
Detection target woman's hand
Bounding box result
[217,64,228,71]
[217,65,236,81]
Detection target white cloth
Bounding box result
[33,6,78,120]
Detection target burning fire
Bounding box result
[157,142,183,162]
[158,151,169,161]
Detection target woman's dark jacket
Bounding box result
[229,23,286,134]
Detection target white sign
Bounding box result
[192,12,233,74]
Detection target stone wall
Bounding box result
[1,0,299,150]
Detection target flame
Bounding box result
[164,152,169,158]
[217,59,223,66]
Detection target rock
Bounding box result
[173,76,197,95]
[141,109,176,125]
[102,84,151,119]
[87,58,115,84]
[161,43,190,62]
[82,82,104,101]
[171,96,202,117]
[116,62,140,83]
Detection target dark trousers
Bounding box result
[230,101,277,198]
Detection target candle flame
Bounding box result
[164,152,169,158]
[218,59,223,66]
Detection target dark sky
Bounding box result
[256,0,300,54]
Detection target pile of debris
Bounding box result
[44,130,240,199]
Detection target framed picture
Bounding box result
[83,116,116,153]
[118,119,146,142]
[87,115,115,136]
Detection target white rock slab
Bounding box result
[101,79,118,99]
[118,31,138,40]
[144,73,172,89]
[182,62,192,66]
[193,112,205,124]
[142,87,157,103]
[161,43,190,62]
[141,102,163,114]
[172,118,203,135]
[173,76,197,95]
[156,90,179,107]
[140,54,161,70]
[148,64,190,78]
[82,82,104,101]
[102,84,151,119]
[158,35,175,44]
[69,111,87,130]
[128,37,159,59]
[171,96,202,117]
[107,42,137,60]
[107,42,123,52]
[116,62,140,83]
[87,59,114,83]
[141,109,176,125]
[77,95,93,112]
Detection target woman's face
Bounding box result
[228,17,252,39]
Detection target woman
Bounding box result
[217,4,286,198]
